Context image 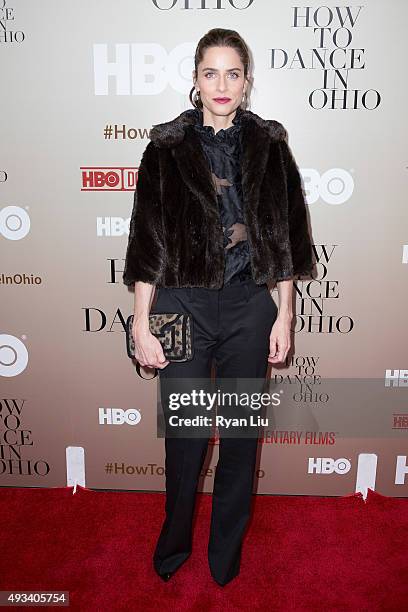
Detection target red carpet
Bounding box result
[0,486,407,610]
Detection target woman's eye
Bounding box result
[204,72,240,79]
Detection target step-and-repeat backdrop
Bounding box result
[1,0,407,496]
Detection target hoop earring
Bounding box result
[193,88,201,107]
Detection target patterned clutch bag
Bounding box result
[126,312,194,362]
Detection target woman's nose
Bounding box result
[217,77,227,92]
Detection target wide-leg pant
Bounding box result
[150,277,278,585]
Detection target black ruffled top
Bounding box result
[191,106,251,286]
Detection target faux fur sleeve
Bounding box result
[279,137,314,280]
[122,141,165,286]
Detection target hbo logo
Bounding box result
[302,168,354,205]
[0,206,30,240]
[308,457,351,475]
[99,408,141,426]
[94,42,196,95]
[97,217,130,237]
[0,334,29,377]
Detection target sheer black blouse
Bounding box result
[191,106,251,286]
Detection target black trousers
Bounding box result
[150,276,278,585]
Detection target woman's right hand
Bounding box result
[132,321,170,369]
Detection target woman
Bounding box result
[123,28,314,586]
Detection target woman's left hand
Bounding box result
[268,312,292,364]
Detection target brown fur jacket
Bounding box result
[123,107,314,288]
